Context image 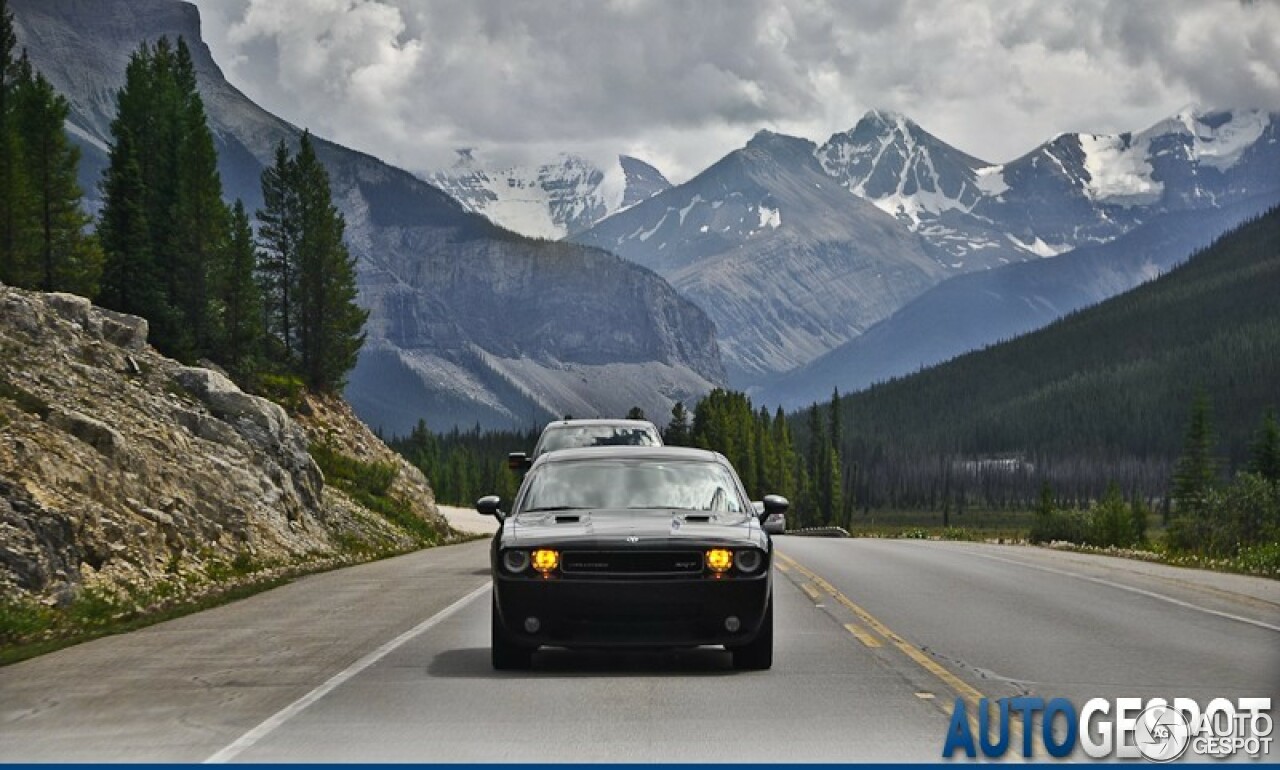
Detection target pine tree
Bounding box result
[108,39,183,351]
[771,406,795,501]
[257,139,300,363]
[665,401,691,446]
[100,36,226,359]
[756,405,775,496]
[292,131,366,390]
[806,403,829,524]
[170,38,228,356]
[1171,392,1218,514]
[214,199,263,380]
[828,388,846,525]
[625,406,645,420]
[0,0,35,286]
[1129,494,1149,544]
[1248,408,1280,483]
[829,387,843,453]
[13,53,99,294]
[97,128,162,321]
[1090,481,1132,547]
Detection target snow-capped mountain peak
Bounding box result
[817,109,992,228]
[1051,107,1275,209]
[428,153,671,239]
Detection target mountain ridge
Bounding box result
[758,194,1280,408]
[571,126,943,382]
[428,152,672,240]
[12,0,725,433]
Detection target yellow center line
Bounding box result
[776,550,1033,755]
[843,622,882,648]
[800,582,822,601]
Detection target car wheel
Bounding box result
[491,596,534,670]
[731,593,773,671]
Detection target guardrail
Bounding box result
[782,526,850,538]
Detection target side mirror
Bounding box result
[476,495,505,521]
[761,494,789,520]
[507,452,531,471]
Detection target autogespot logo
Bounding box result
[1134,704,1190,762]
[942,696,1273,761]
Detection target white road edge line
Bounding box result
[961,550,1280,633]
[204,581,491,764]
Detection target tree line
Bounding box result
[391,393,845,530]
[808,207,1280,514]
[0,1,364,392]
[1029,397,1279,562]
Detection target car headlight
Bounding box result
[735,549,764,573]
[705,548,733,573]
[531,548,559,574]
[502,549,530,573]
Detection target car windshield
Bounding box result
[520,459,745,513]
[535,425,660,455]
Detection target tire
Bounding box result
[491,596,534,670]
[732,593,773,670]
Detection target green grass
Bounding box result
[845,507,1278,579]
[0,574,296,667]
[256,373,307,413]
[309,440,443,545]
[842,507,1032,543]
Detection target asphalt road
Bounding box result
[2,537,1276,762]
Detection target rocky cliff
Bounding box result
[0,284,457,642]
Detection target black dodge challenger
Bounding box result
[476,446,787,671]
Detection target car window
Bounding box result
[520,460,745,513]
[534,425,660,456]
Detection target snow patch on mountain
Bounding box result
[1007,234,1070,258]
[758,204,781,229]
[1177,107,1270,170]
[974,165,1008,196]
[429,152,670,239]
[1079,133,1162,205]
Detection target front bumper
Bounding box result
[494,572,771,649]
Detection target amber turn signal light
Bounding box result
[531,549,560,573]
[705,548,733,573]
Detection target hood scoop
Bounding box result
[554,514,582,523]
[681,514,713,523]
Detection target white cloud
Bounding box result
[191,0,1280,182]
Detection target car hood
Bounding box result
[502,509,760,548]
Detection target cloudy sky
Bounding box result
[189,0,1280,182]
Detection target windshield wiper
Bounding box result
[523,506,587,513]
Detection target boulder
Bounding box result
[172,366,322,508]
[48,408,127,460]
[95,308,149,350]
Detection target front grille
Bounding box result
[560,550,703,576]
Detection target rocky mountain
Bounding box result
[428,152,672,240]
[759,195,1278,408]
[574,107,1279,390]
[816,110,1026,269]
[12,0,723,433]
[0,283,458,633]
[571,130,944,382]
[818,108,1280,269]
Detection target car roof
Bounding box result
[533,445,724,465]
[540,419,658,430]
